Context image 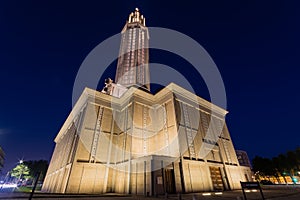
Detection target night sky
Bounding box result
[0,1,299,174]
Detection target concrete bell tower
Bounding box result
[115,8,150,91]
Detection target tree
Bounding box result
[9,160,49,185]
[10,163,31,181]
[286,151,298,183]
[252,156,276,178]
[24,160,48,181]
[295,147,300,171]
[272,155,287,183]
[0,147,4,173]
[252,147,300,184]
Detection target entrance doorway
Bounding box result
[209,166,224,191]
[164,169,176,193]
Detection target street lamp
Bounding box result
[17,159,25,186]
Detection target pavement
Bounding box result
[1,185,300,200]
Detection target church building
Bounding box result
[42,8,252,196]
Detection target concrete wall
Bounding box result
[43,87,252,195]
[181,160,213,192]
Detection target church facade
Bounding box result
[42,9,252,195]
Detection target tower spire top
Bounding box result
[128,8,145,26]
[115,8,150,91]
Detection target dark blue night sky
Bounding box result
[0,1,299,173]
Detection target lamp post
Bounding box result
[17,159,24,185]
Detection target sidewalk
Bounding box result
[1,185,300,200]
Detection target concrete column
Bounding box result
[103,109,115,193]
[64,105,87,193]
[127,102,135,194]
[178,158,185,193]
[144,160,147,196]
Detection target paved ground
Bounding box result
[1,185,300,199]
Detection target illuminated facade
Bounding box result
[115,8,150,91]
[42,8,252,195]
